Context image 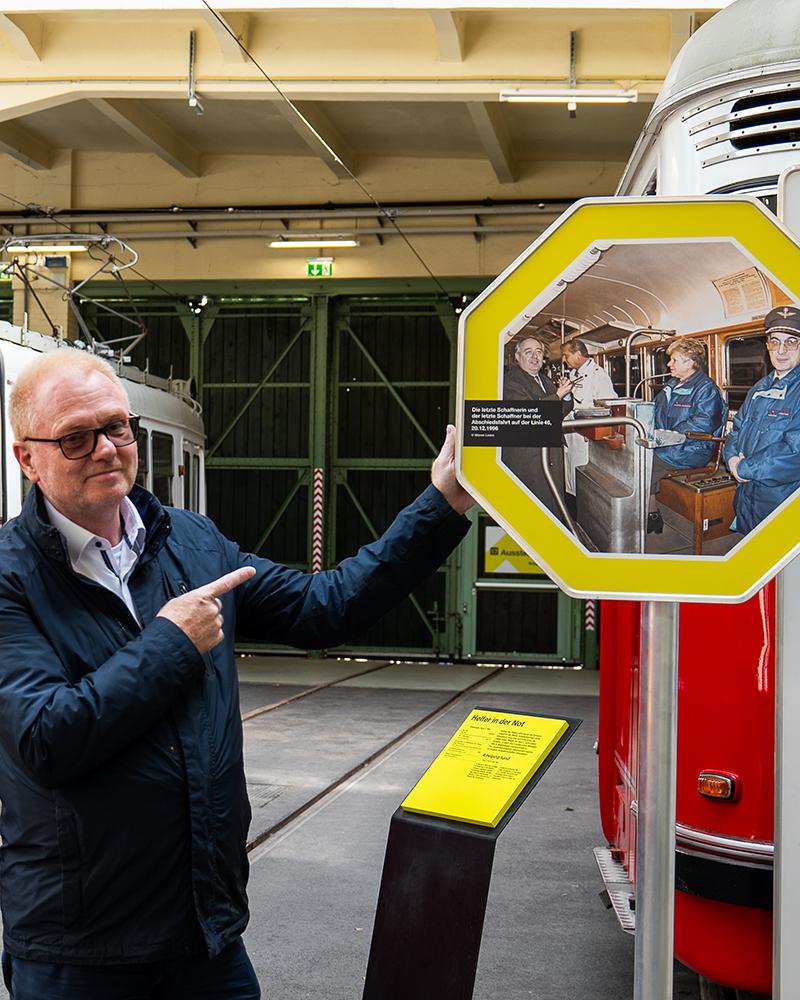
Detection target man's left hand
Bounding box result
[431,425,475,515]
[728,452,750,483]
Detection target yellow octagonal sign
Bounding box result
[457,197,800,602]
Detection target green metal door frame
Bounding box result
[79,279,590,664]
[456,508,585,665]
[330,295,452,655]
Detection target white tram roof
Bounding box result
[0,321,204,439]
[653,0,800,119]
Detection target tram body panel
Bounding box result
[598,598,640,890]
[599,592,775,993]
[676,591,775,845]
[596,1,800,991]
[674,894,772,996]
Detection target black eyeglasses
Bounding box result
[25,415,140,461]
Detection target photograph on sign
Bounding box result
[474,237,800,558]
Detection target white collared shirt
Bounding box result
[44,496,146,623]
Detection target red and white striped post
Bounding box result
[311,467,324,573]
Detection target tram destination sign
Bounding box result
[456,197,800,602]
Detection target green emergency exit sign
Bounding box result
[306,257,334,278]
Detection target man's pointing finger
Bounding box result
[199,567,257,599]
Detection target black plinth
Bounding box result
[362,711,581,1000]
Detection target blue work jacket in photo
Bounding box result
[723,364,800,535]
[0,483,469,965]
[653,369,725,469]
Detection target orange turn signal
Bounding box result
[697,771,738,801]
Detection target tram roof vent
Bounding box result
[728,89,800,151]
[692,84,800,169]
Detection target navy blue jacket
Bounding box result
[723,364,800,534]
[0,483,469,964]
[653,370,725,469]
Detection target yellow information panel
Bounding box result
[402,709,568,828]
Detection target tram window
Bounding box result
[183,450,190,510]
[136,428,149,490]
[191,454,200,512]
[651,349,669,376]
[711,177,778,216]
[758,193,778,214]
[648,347,669,399]
[725,336,770,410]
[606,354,640,396]
[152,432,174,506]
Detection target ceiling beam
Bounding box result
[0,81,663,120]
[203,11,251,63]
[0,2,736,9]
[89,99,202,177]
[0,14,42,60]
[275,100,357,180]
[670,12,695,60]
[467,102,516,184]
[429,11,466,62]
[0,121,52,169]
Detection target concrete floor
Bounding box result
[0,658,710,999]
[239,658,702,1000]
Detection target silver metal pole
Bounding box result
[774,556,800,997]
[634,600,679,1000]
[559,415,649,553]
[540,447,579,534]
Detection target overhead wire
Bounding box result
[198,0,452,299]
[0,4,461,337]
[0,184,196,356]
[0,188,188,306]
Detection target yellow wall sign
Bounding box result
[401,709,568,828]
[456,196,800,602]
[483,525,544,575]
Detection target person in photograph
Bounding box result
[724,305,800,535]
[560,339,617,506]
[647,338,726,534]
[502,336,573,521]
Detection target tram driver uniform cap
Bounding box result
[764,304,800,336]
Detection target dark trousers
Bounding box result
[2,938,260,1000]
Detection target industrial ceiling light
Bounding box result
[5,243,89,254]
[499,87,639,104]
[188,31,204,117]
[269,238,360,249]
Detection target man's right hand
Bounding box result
[157,567,256,653]
[555,376,573,399]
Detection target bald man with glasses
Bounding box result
[502,335,573,522]
[723,305,800,535]
[0,349,472,1000]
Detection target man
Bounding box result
[560,339,617,499]
[724,305,800,535]
[0,350,473,1000]
[502,335,572,521]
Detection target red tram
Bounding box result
[594,0,800,992]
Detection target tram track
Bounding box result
[241,661,505,857]
[239,659,393,722]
